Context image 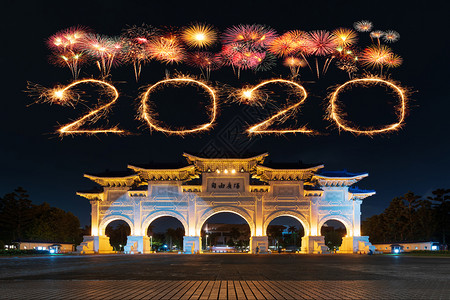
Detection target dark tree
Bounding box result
[267,225,284,247]
[363,189,449,246]
[165,227,184,250]
[230,227,241,241]
[105,221,130,251]
[428,189,450,244]
[0,187,33,243]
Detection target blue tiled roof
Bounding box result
[349,187,376,194]
[317,170,367,178]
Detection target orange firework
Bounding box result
[147,37,185,64]
[332,28,358,47]
[359,45,393,69]
[182,23,217,48]
[283,56,307,78]
[236,79,314,134]
[384,53,403,68]
[269,31,308,57]
[328,77,407,135]
[140,77,217,135]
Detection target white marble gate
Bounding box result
[77,153,375,254]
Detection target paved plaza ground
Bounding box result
[1,253,449,299]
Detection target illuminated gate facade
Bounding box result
[77,153,376,254]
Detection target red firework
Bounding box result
[305,30,338,56]
[222,24,278,50]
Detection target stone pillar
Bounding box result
[187,194,197,236]
[352,200,362,237]
[309,199,320,236]
[183,236,201,254]
[124,236,151,254]
[90,200,100,236]
[250,236,269,254]
[301,236,328,254]
[340,236,375,254]
[254,196,264,236]
[132,199,142,236]
[77,236,114,254]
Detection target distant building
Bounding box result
[14,240,75,253]
[203,223,249,246]
[372,241,440,253]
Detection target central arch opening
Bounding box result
[105,220,131,252]
[201,212,251,253]
[321,220,347,252]
[267,216,305,253]
[147,216,185,252]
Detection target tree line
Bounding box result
[362,189,450,245]
[0,187,82,247]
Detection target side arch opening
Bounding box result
[199,211,252,253]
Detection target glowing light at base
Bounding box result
[237,79,314,134]
[182,23,218,48]
[329,77,407,135]
[140,77,217,135]
[44,79,124,135]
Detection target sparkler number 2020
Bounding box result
[42,76,406,136]
[36,21,407,136]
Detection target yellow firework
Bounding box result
[332,28,358,47]
[182,23,217,48]
[147,37,185,64]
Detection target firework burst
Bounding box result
[359,45,393,69]
[304,30,338,78]
[283,56,307,78]
[384,53,403,68]
[255,52,277,72]
[222,24,278,50]
[187,52,221,80]
[383,30,400,43]
[182,23,217,48]
[332,28,358,47]
[370,30,384,39]
[48,27,88,79]
[305,31,338,56]
[49,51,86,80]
[80,34,124,77]
[218,43,264,77]
[121,24,159,81]
[336,59,359,79]
[353,20,373,32]
[147,36,185,64]
[48,26,87,50]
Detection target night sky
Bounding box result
[1,0,449,228]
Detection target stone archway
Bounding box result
[195,207,255,237]
[99,215,134,236]
[141,211,189,237]
[318,215,353,237]
[263,211,310,236]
